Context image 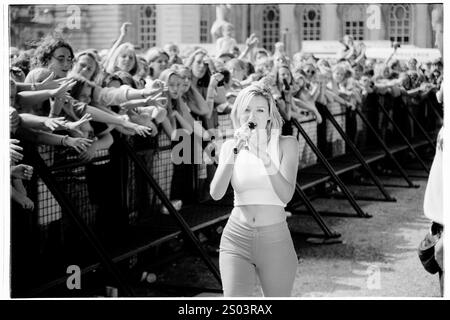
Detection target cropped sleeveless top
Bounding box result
[230,132,285,207]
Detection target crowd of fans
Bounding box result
[9,23,443,220]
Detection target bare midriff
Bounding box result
[231,205,286,227]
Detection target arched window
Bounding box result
[301,5,321,40]
[389,4,411,44]
[139,5,157,50]
[342,5,365,40]
[262,5,280,53]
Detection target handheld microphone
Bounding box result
[283,78,290,91]
[281,79,290,101]
[233,121,257,154]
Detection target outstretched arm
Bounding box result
[16,79,76,107]
[292,97,322,123]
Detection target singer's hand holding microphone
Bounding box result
[233,121,257,154]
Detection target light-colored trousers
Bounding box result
[219,215,298,297]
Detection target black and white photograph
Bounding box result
[3,1,445,300]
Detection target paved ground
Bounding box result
[288,177,441,298]
[137,174,442,298]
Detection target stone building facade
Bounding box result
[10,3,443,55]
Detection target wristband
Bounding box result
[61,135,69,147]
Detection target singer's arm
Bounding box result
[259,136,299,204]
[210,139,236,200]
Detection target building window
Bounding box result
[200,5,214,43]
[139,5,157,50]
[342,5,365,40]
[200,20,209,43]
[389,4,411,44]
[302,5,321,40]
[262,5,280,53]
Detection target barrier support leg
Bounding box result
[120,139,222,287]
[25,147,136,297]
[353,108,418,188]
[292,118,371,218]
[377,101,430,173]
[319,104,395,202]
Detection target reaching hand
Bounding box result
[11,164,34,180]
[133,124,152,137]
[64,113,92,131]
[65,137,93,153]
[78,142,98,162]
[44,117,66,131]
[122,121,152,137]
[142,86,164,99]
[10,139,23,164]
[145,92,167,107]
[245,33,259,49]
[36,72,58,90]
[49,80,77,98]
[120,22,132,37]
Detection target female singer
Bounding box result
[210,83,299,297]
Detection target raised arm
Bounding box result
[238,33,259,61]
[185,85,211,116]
[103,22,132,69]
[210,139,235,200]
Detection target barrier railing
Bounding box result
[10,89,441,296]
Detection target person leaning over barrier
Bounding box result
[210,83,299,297]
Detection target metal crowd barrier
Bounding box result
[10,89,441,297]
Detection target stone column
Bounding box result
[366,4,386,41]
[415,4,431,48]
[279,4,297,56]
[322,4,339,40]
[431,4,443,54]
[157,4,199,45]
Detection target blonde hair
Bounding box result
[230,83,283,138]
[105,42,138,75]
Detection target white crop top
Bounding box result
[230,133,285,207]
